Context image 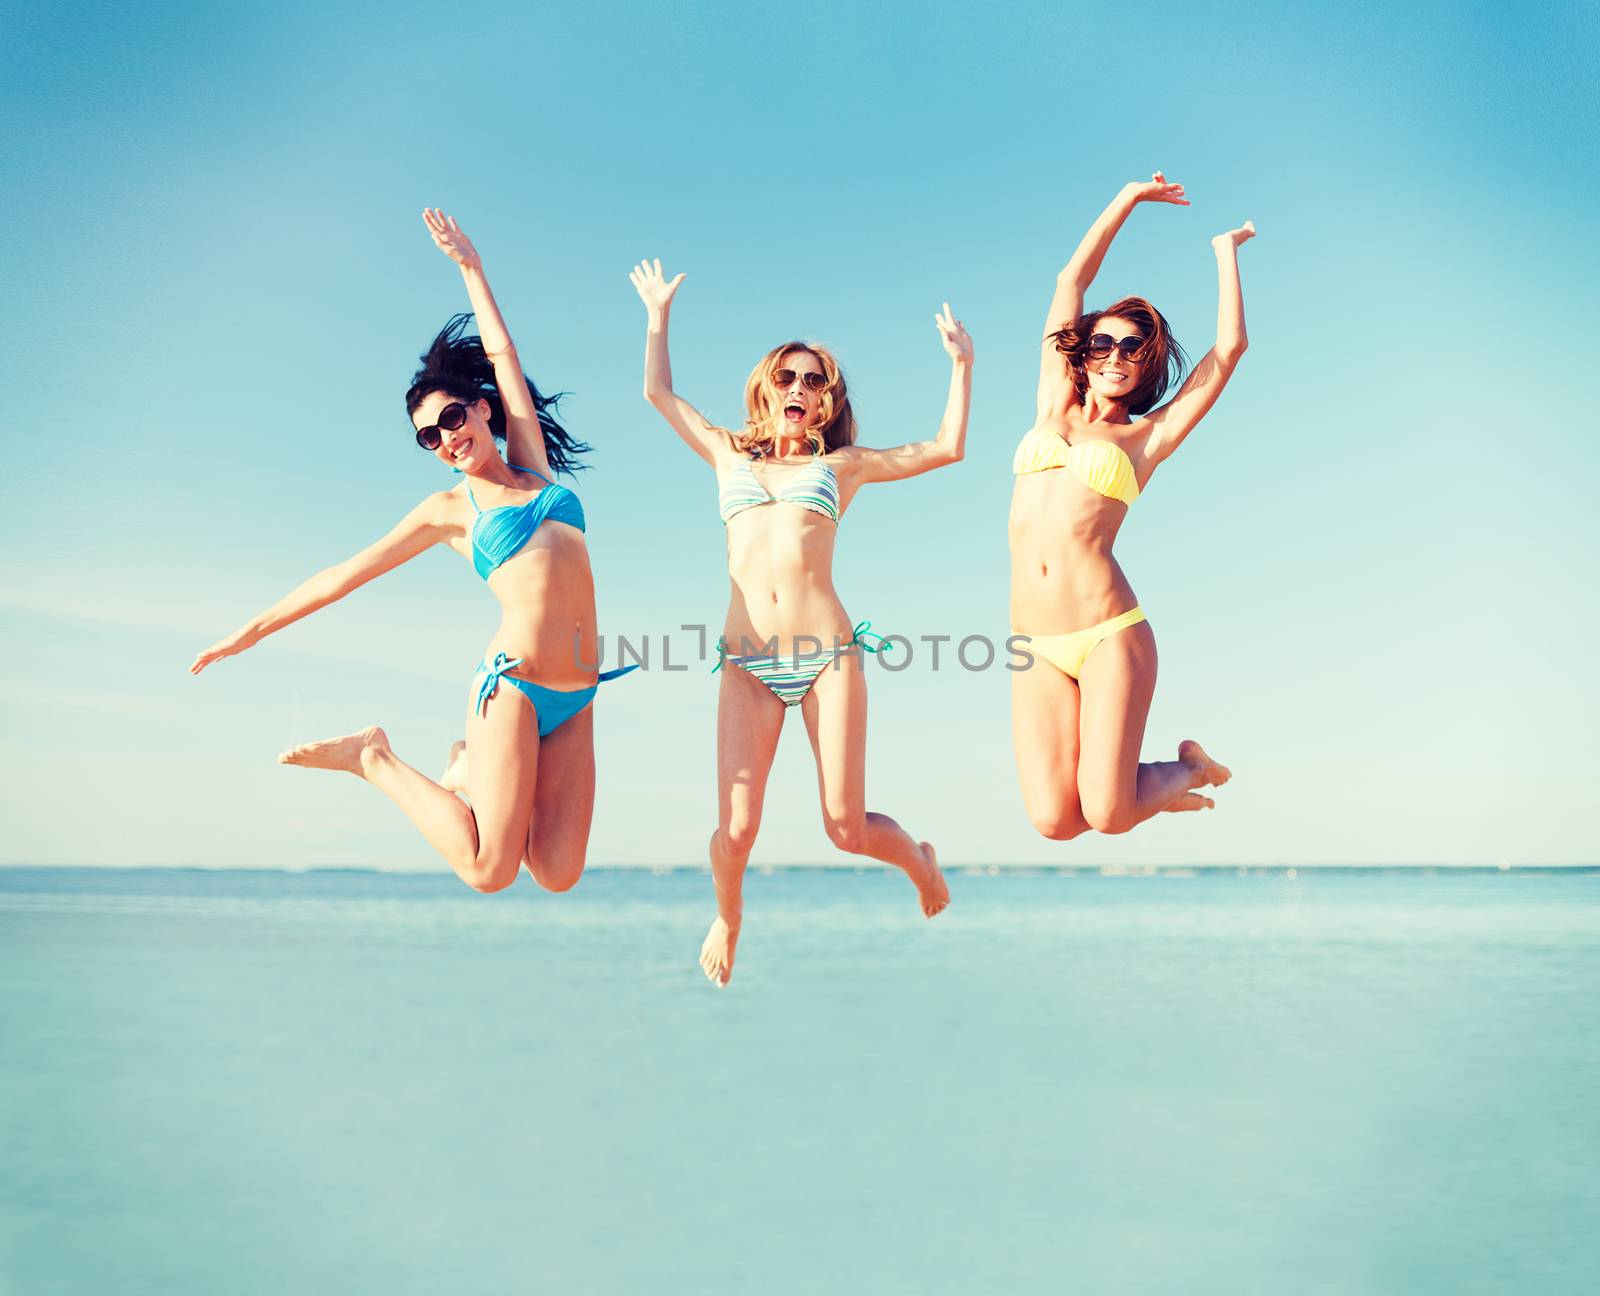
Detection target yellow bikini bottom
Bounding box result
[1016,606,1147,680]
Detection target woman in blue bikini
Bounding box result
[192,211,629,894]
[629,259,972,986]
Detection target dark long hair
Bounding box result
[404,314,590,475]
[1049,296,1187,417]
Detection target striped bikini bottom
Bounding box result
[714,621,890,706]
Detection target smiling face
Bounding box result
[774,349,827,433]
[412,391,494,471]
[1082,315,1145,404]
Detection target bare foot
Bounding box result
[1162,791,1215,813]
[908,841,950,918]
[1178,740,1231,790]
[700,917,740,988]
[1212,220,1257,251]
[279,726,390,776]
[440,740,468,794]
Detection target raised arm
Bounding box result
[629,259,728,465]
[839,306,973,486]
[423,209,553,479]
[189,495,452,675]
[1143,222,1255,464]
[1038,173,1188,419]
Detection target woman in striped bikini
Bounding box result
[629,259,972,986]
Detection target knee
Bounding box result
[1031,808,1089,841]
[461,849,520,894]
[1081,797,1136,836]
[1023,788,1089,841]
[527,853,584,894]
[719,817,760,860]
[823,813,868,855]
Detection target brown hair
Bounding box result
[734,342,857,457]
[1048,296,1187,417]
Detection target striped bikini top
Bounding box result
[717,454,840,525]
[466,465,585,581]
[1012,427,1140,505]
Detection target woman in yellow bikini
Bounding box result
[1011,172,1253,839]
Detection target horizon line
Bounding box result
[2,862,1596,876]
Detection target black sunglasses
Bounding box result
[1086,333,1146,362]
[415,401,470,450]
[773,367,827,392]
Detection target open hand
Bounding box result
[190,629,257,676]
[1126,171,1189,206]
[1213,220,1257,250]
[934,303,973,364]
[629,258,686,313]
[423,209,482,270]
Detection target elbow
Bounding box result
[643,384,669,408]
[1217,337,1248,367]
[313,567,354,608]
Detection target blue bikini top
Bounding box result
[466,465,585,581]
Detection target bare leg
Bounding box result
[1011,651,1091,840]
[801,652,949,918]
[1075,623,1228,834]
[521,705,596,893]
[280,726,482,868]
[440,740,468,795]
[701,833,745,990]
[1012,639,1220,835]
[279,687,540,892]
[700,665,785,987]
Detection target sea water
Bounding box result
[1,867,1596,1295]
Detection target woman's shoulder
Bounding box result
[399,486,469,530]
[707,429,749,466]
[428,483,471,510]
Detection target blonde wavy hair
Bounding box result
[733,341,857,457]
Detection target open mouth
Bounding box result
[448,437,473,462]
[783,401,806,423]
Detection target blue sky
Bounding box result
[3,0,1596,867]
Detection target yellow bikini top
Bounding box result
[1012,426,1140,504]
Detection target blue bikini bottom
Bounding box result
[470,652,637,738]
